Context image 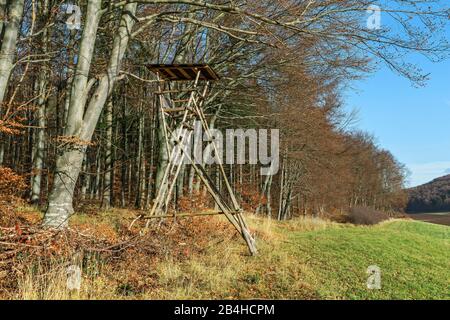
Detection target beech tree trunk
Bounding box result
[0,0,24,104]
[44,1,137,227]
[30,0,49,204]
[102,99,113,208]
[0,0,6,36]
[154,104,169,193]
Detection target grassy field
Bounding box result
[283,220,449,299]
[163,217,449,300]
[5,210,450,300]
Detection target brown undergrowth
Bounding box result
[0,203,243,299]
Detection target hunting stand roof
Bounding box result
[146,64,220,81]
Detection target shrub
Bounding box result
[0,166,26,198]
[0,166,27,226]
[347,206,389,225]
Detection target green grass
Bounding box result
[284,220,450,299]
[144,217,449,300]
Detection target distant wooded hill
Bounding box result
[407,175,450,213]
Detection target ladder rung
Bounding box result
[155,89,197,94]
[172,99,192,103]
[163,107,190,113]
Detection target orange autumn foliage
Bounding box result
[0,167,27,226]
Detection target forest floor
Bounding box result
[1,207,449,300]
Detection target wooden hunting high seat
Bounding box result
[141,64,257,255]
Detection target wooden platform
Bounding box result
[146,64,220,81]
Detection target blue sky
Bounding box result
[345,56,450,187]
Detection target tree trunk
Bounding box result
[45,148,85,227]
[81,154,88,200]
[44,1,137,227]
[0,140,4,165]
[188,121,202,194]
[102,99,113,209]
[0,0,24,104]
[0,0,7,36]
[266,174,272,217]
[120,91,128,207]
[145,114,155,208]
[154,108,169,193]
[256,169,272,216]
[30,0,49,204]
[277,160,285,220]
[135,105,146,209]
[30,78,47,204]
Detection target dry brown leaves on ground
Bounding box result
[0,205,238,298]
